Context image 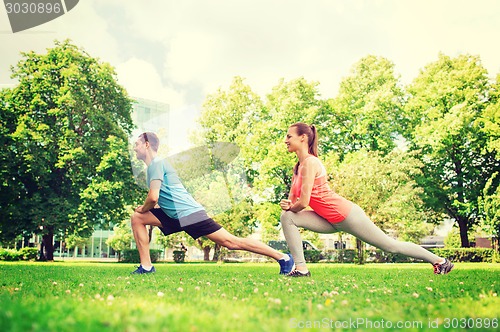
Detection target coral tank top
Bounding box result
[291,156,352,223]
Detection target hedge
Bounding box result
[322,248,498,263]
[430,248,498,263]
[120,249,163,263]
[0,247,39,261]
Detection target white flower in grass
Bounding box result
[263,292,269,297]
[341,300,348,306]
[366,298,371,303]
[95,294,101,299]
[177,287,184,293]
[52,282,57,286]
[288,288,293,293]
[107,295,114,301]
[253,288,259,293]
[157,291,164,297]
[426,287,433,292]
[195,286,200,291]
[459,282,464,285]
[317,304,324,310]
[220,293,226,298]
[232,297,238,301]
[412,292,419,298]
[65,290,71,294]
[79,283,84,287]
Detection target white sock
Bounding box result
[142,265,153,271]
[279,254,290,261]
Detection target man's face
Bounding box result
[133,139,148,161]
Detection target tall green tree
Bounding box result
[324,150,436,242]
[478,74,500,244]
[252,77,322,202]
[195,77,262,259]
[405,53,499,247]
[319,55,406,160]
[1,40,137,259]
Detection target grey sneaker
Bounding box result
[131,265,156,274]
[286,269,311,277]
[433,259,454,274]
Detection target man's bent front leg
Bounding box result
[131,211,162,267]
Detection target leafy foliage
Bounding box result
[0,40,139,258]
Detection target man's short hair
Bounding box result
[139,132,160,152]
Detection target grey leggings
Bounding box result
[280,204,442,267]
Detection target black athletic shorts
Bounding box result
[150,208,222,240]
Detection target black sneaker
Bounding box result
[433,259,454,275]
[279,254,295,275]
[131,265,156,274]
[286,269,311,277]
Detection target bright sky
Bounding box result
[1,0,500,150]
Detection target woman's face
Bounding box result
[285,126,304,153]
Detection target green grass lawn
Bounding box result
[1,262,499,331]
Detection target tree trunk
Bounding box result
[356,238,365,265]
[203,246,211,261]
[42,230,54,261]
[212,243,222,261]
[458,217,470,247]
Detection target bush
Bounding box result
[0,248,23,261]
[19,247,39,261]
[368,249,416,263]
[323,249,358,263]
[120,249,163,263]
[304,250,322,263]
[173,250,186,263]
[430,248,496,262]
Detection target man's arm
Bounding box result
[135,179,161,213]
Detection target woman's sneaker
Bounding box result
[286,269,311,277]
[433,259,454,274]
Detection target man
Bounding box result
[130,132,294,274]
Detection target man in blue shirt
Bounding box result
[130,132,294,274]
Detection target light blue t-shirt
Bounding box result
[147,157,205,226]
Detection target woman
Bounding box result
[280,123,453,277]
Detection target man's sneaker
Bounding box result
[286,269,311,277]
[279,253,295,275]
[131,265,156,274]
[433,259,454,274]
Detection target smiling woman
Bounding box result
[280,123,454,277]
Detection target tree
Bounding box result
[252,77,322,203]
[106,219,133,261]
[478,74,500,246]
[0,40,136,259]
[325,149,435,243]
[318,55,406,160]
[195,77,263,259]
[405,53,499,247]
